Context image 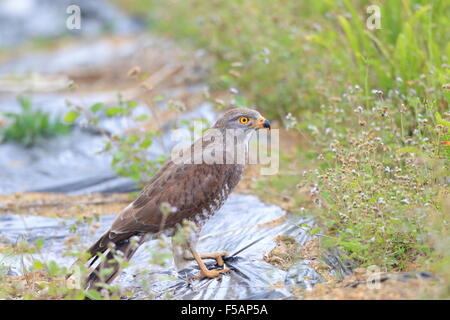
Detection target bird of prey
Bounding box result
[81,108,271,291]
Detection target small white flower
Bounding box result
[338,212,348,219]
[353,106,364,113]
[285,113,297,130]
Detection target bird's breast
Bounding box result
[190,164,244,229]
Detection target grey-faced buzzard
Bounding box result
[82,107,271,291]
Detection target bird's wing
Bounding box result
[109,161,226,238]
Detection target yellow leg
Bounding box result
[188,246,230,279]
[184,250,229,267]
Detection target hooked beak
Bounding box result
[250,116,271,130]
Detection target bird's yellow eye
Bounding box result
[239,116,250,124]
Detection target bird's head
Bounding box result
[195,108,271,164]
[213,108,271,133]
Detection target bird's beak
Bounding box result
[250,116,271,130]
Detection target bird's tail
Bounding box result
[82,231,144,292]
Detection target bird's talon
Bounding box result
[183,251,229,267]
[197,267,230,280]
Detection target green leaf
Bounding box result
[47,260,59,276]
[104,141,112,152]
[127,100,138,108]
[140,137,152,149]
[126,135,139,144]
[396,146,425,157]
[35,237,45,250]
[32,260,45,271]
[153,95,165,102]
[435,112,450,128]
[134,114,148,122]
[105,107,125,117]
[18,96,32,110]
[101,267,114,277]
[63,110,80,123]
[139,72,149,80]
[90,103,104,113]
[113,151,127,161]
[85,289,102,300]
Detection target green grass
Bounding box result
[143,0,449,119]
[1,96,71,147]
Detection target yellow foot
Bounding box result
[185,251,229,267]
[195,267,230,280]
[187,245,230,280]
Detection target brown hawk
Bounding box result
[82,108,271,291]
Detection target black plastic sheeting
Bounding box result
[0,193,352,299]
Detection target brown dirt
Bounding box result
[3,272,72,300]
[0,192,132,218]
[296,269,441,300]
[299,238,321,260]
[263,236,301,271]
[257,216,288,229]
[61,35,210,93]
